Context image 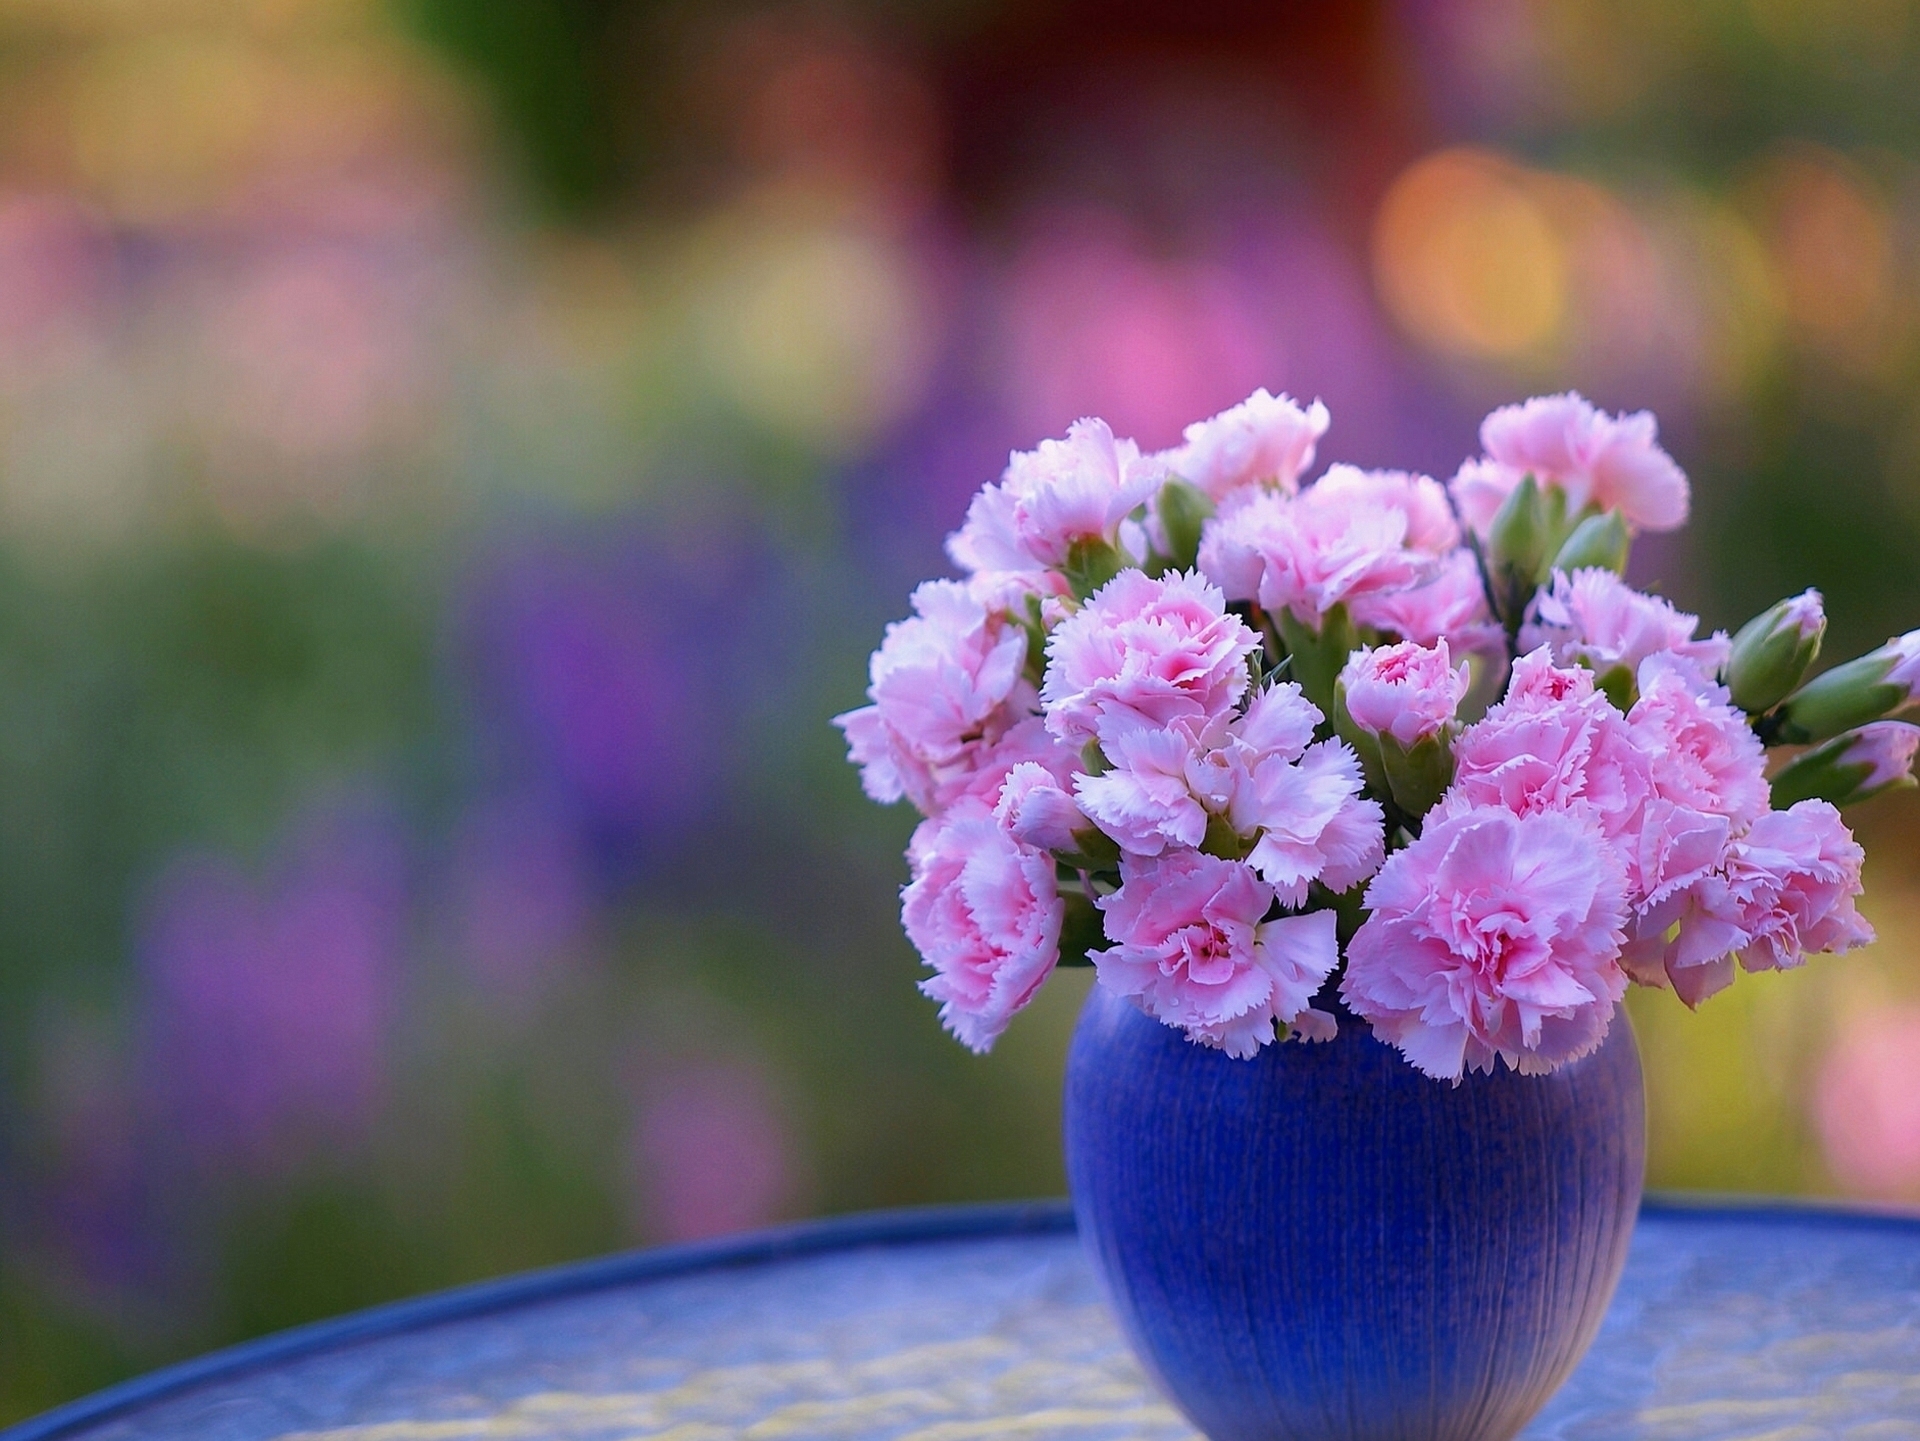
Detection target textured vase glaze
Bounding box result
[1064,984,1646,1441]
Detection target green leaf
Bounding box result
[1057,892,1106,967]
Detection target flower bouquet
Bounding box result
[835,388,1918,1441]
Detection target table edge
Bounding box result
[6,1192,1916,1441]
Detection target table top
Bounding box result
[8,1197,1920,1441]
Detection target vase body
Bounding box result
[1063,985,1645,1441]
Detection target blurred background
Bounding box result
[4,0,1920,1419]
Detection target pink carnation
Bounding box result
[1444,651,1654,843]
[1452,393,1690,534]
[1520,569,1728,684]
[1041,569,1260,746]
[1231,739,1386,903]
[1627,656,1770,829]
[834,580,1035,813]
[1349,548,1502,656]
[1311,465,1460,555]
[947,418,1157,576]
[1723,800,1873,974]
[1162,388,1330,502]
[1340,639,1470,748]
[1621,800,1871,1005]
[1343,805,1630,1079]
[1095,851,1340,1057]
[1074,721,1213,856]
[995,759,1088,854]
[1069,684,1381,894]
[1197,475,1438,628]
[902,802,1063,1053]
[938,716,1079,813]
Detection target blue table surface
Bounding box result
[8,1197,1920,1441]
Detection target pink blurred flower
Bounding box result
[1161,388,1330,502]
[1520,569,1729,683]
[1198,475,1439,628]
[1343,805,1630,1080]
[901,801,1063,1052]
[947,418,1157,576]
[1445,650,1654,842]
[1041,569,1260,746]
[633,1061,800,1242]
[1095,850,1339,1057]
[1452,392,1690,534]
[1723,800,1873,974]
[835,579,1036,813]
[994,218,1279,447]
[1349,548,1501,655]
[1814,1005,1920,1200]
[1340,639,1470,748]
[1627,656,1770,829]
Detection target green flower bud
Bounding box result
[1485,475,1549,588]
[1727,590,1825,715]
[1550,511,1631,577]
[1378,731,1456,820]
[1062,536,1129,601]
[1276,603,1357,724]
[1768,722,1920,809]
[1155,478,1215,573]
[1771,630,1920,745]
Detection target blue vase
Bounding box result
[1063,984,1645,1441]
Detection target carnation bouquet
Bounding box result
[836,390,1917,1081]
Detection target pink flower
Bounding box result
[948,418,1157,576]
[1814,1005,1920,1200]
[1339,639,1470,748]
[1840,721,1920,793]
[1452,392,1690,534]
[902,802,1064,1053]
[1074,721,1212,856]
[1041,569,1261,746]
[1161,389,1330,502]
[1311,465,1461,555]
[1343,805,1630,1079]
[1520,569,1729,683]
[1444,651,1654,843]
[1095,850,1340,1057]
[1627,656,1770,829]
[994,759,1088,853]
[1723,800,1873,974]
[1626,799,1873,1004]
[1350,548,1501,655]
[834,580,1036,814]
[1231,739,1386,903]
[943,716,1080,812]
[1197,474,1438,628]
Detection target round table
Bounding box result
[7,1198,1920,1441]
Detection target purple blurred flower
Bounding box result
[443,789,595,999]
[629,1060,802,1242]
[137,802,406,1175]
[461,524,772,848]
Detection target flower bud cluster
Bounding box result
[838,387,1899,1081]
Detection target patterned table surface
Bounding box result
[8,1198,1920,1441]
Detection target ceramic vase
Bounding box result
[1063,984,1645,1441]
